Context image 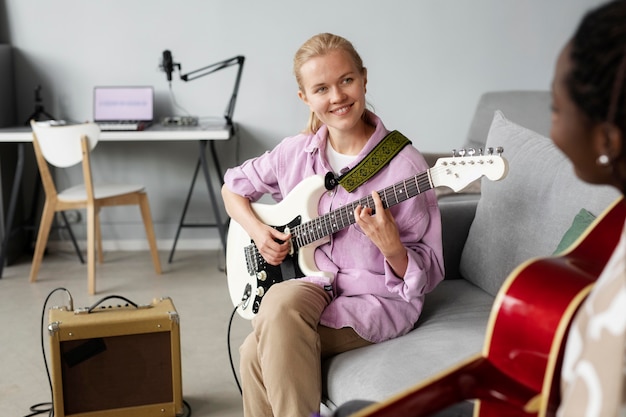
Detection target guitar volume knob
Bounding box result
[257,270,267,281]
[256,287,265,297]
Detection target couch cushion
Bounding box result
[435,90,552,199]
[322,279,492,408]
[459,111,620,297]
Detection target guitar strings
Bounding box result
[292,170,433,249]
[248,154,499,257]
[290,155,500,248]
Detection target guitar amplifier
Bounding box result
[47,296,183,417]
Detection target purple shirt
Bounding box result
[224,112,445,343]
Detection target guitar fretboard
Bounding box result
[291,170,433,248]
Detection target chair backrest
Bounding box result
[30,121,100,168]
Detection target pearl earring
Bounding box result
[597,154,611,166]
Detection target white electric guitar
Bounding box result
[227,150,509,319]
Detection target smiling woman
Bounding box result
[221,32,445,417]
[296,48,375,156]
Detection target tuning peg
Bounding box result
[467,148,475,156]
[478,147,484,156]
[458,149,466,157]
[496,146,504,155]
[451,149,457,157]
[487,147,494,155]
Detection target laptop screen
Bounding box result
[93,86,154,122]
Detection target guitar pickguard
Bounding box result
[244,216,305,314]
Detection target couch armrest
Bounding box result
[439,197,478,280]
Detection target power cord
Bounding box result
[25,288,193,417]
[168,83,193,116]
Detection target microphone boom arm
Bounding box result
[179,55,245,126]
[180,55,243,81]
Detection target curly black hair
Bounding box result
[568,0,626,192]
[568,0,626,131]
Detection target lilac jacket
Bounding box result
[224,112,445,343]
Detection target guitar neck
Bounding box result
[292,170,433,248]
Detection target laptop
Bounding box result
[93,86,154,131]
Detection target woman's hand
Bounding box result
[249,224,291,266]
[355,191,408,277]
[222,184,291,266]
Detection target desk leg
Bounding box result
[200,140,227,250]
[168,140,227,263]
[168,159,202,263]
[209,140,225,189]
[0,143,25,278]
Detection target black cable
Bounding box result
[227,305,243,395]
[24,287,73,417]
[23,402,53,417]
[85,294,138,312]
[179,399,192,417]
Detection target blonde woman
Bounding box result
[222,33,444,416]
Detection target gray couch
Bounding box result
[321,91,621,412]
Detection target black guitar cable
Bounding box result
[24,287,72,417]
[25,288,193,417]
[227,305,243,395]
[228,284,254,396]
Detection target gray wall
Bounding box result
[2,0,604,248]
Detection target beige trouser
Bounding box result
[240,279,372,417]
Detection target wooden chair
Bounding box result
[29,120,162,294]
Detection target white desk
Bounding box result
[0,122,233,277]
[0,122,231,141]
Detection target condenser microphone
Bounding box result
[162,50,174,81]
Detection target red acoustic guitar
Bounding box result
[354,197,626,417]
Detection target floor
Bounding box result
[0,248,251,417]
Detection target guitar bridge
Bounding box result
[244,244,258,276]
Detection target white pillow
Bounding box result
[459,111,620,296]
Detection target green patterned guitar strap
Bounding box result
[336,130,411,193]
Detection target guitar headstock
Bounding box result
[430,147,509,192]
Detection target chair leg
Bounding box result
[29,201,56,283]
[95,209,104,264]
[86,204,97,295]
[138,192,162,274]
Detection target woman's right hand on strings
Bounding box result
[222,184,291,265]
[250,225,291,266]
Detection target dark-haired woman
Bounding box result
[550,0,626,414]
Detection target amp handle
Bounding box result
[86,295,139,314]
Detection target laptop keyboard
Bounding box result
[97,121,149,131]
